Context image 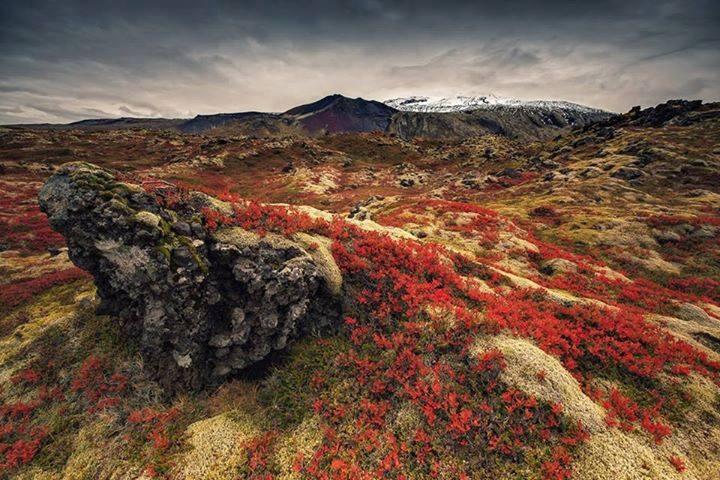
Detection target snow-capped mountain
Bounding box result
[384,95,607,114]
[32,94,613,140]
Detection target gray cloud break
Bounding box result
[1,0,718,123]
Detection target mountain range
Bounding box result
[384,94,606,114]
[5,93,614,141]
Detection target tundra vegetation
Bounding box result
[0,100,719,479]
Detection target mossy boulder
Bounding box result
[39,163,342,392]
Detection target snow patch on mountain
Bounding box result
[384,95,608,114]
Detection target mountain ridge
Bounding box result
[2,93,612,138]
[384,94,610,114]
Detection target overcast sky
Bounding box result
[1,0,718,123]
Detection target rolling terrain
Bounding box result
[0,99,719,479]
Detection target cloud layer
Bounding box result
[1,0,718,123]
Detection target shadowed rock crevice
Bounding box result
[39,162,342,392]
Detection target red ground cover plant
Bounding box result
[10,369,41,386]
[644,212,720,229]
[0,180,66,254]
[71,355,128,412]
[190,193,718,476]
[485,171,539,191]
[485,289,718,379]
[667,276,720,305]
[127,182,720,476]
[376,199,501,248]
[525,235,719,313]
[640,212,720,289]
[186,194,591,478]
[128,406,181,451]
[55,181,710,477]
[0,426,48,472]
[530,205,560,218]
[0,267,91,310]
[526,233,606,270]
[0,354,135,476]
[668,455,686,473]
[529,205,563,227]
[1,353,189,477]
[243,431,278,480]
[484,288,719,441]
[542,446,573,480]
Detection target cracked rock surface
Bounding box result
[39,162,341,392]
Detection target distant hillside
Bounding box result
[388,104,613,141]
[3,93,614,140]
[178,112,300,136]
[284,94,397,134]
[4,117,184,131]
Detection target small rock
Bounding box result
[653,229,682,243]
[209,333,232,348]
[172,246,195,268]
[134,211,161,229]
[47,246,68,256]
[540,258,578,276]
[595,127,615,140]
[611,167,644,181]
[689,225,718,240]
[497,168,522,178]
[578,167,603,179]
[172,221,192,236]
[571,136,593,147]
[675,303,719,328]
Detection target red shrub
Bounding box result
[128,407,180,451]
[646,213,720,229]
[71,355,127,411]
[542,446,573,480]
[0,181,66,254]
[243,431,277,477]
[10,369,40,386]
[0,267,90,309]
[667,276,720,304]
[129,178,720,478]
[485,289,718,383]
[668,455,686,472]
[0,427,47,472]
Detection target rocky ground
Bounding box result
[0,100,719,479]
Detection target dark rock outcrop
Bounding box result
[591,99,720,130]
[387,105,613,141]
[624,100,704,127]
[39,163,342,392]
[611,166,645,181]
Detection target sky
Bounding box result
[1,0,718,123]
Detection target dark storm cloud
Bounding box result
[1,0,718,123]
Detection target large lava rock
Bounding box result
[39,162,342,392]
